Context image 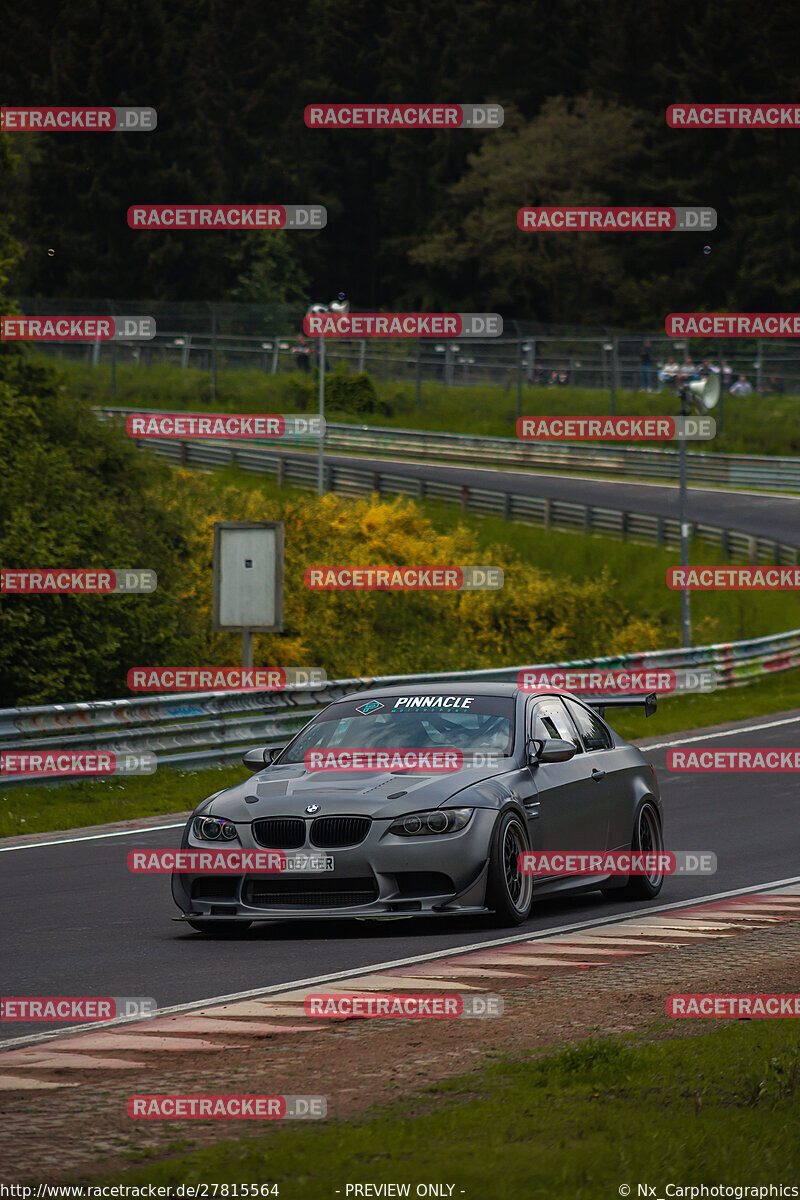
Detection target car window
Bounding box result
[564,699,613,751]
[282,695,516,762]
[530,700,582,753]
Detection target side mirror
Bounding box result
[528,737,578,765]
[527,737,543,764]
[242,746,285,771]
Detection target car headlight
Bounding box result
[388,808,473,837]
[192,816,239,842]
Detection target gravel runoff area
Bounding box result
[0,889,799,1181]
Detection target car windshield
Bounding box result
[281,694,516,762]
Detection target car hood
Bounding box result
[205,762,514,822]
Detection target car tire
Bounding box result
[486,811,534,925]
[186,919,252,937]
[601,800,665,901]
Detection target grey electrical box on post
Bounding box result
[212,521,284,632]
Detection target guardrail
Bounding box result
[95,412,799,564]
[96,407,800,491]
[323,423,800,491]
[2,628,799,783]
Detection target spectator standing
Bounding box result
[291,334,311,372]
[659,356,680,390]
[730,374,752,396]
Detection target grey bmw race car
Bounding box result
[172,683,664,934]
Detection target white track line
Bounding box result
[4,713,799,855]
[326,452,800,504]
[2,875,799,1051]
[0,822,186,853]
[642,713,800,752]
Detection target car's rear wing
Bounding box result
[583,693,657,719]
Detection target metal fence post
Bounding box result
[209,303,217,402]
[415,338,422,409]
[106,300,117,398]
[317,337,326,496]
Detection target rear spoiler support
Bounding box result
[583,693,657,719]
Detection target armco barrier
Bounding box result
[1,628,799,783]
[94,409,800,565]
[96,408,800,491]
[318,422,800,491]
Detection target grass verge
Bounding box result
[0,764,248,839]
[214,466,800,648]
[90,1021,800,1193]
[4,466,798,836]
[56,358,800,457]
[2,667,797,837]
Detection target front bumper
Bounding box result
[171,808,497,922]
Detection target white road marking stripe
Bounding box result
[578,926,733,939]
[643,714,800,751]
[461,946,643,957]
[0,822,185,852]
[0,1076,79,1090]
[273,976,484,999]
[3,876,800,1051]
[3,711,800,854]
[432,459,800,504]
[544,937,672,948]
[41,1033,247,1052]
[452,956,599,968]
[660,913,784,924]
[633,920,739,931]
[0,1053,146,1069]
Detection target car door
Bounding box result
[527,698,610,853]
[562,698,624,850]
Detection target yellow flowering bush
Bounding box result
[143,473,663,680]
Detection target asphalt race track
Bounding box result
[2,710,798,1042]
[277,449,800,546]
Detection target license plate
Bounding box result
[282,854,335,872]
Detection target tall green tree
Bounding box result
[228,231,310,307]
[5,0,800,320]
[411,96,648,322]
